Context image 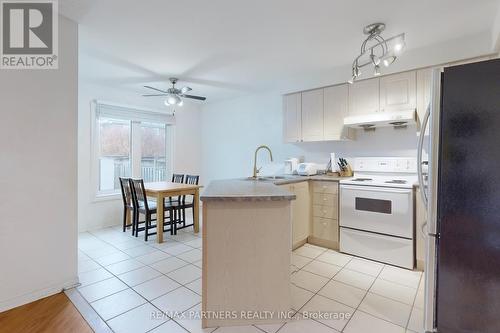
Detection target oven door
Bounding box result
[340,185,413,238]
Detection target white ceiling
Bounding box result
[61,0,500,103]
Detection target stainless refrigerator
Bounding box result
[418,58,500,333]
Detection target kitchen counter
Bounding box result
[200,179,296,202]
[200,175,345,202]
[201,173,347,327]
[201,177,298,328]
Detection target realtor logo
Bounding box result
[1,0,58,69]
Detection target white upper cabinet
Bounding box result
[416,68,432,133]
[348,78,380,115]
[379,71,416,112]
[283,93,302,143]
[301,89,324,142]
[283,68,424,142]
[324,85,354,141]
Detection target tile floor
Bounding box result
[77,226,424,333]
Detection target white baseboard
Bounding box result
[78,221,120,233]
[0,276,79,313]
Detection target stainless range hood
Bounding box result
[343,109,416,130]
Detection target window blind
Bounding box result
[95,101,175,124]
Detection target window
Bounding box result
[98,117,131,192]
[93,102,174,197]
[140,122,167,182]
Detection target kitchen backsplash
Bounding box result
[281,125,419,165]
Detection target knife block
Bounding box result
[339,165,353,177]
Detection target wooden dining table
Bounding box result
[143,181,202,243]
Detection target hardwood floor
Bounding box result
[0,292,92,333]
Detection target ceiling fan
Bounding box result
[142,78,207,106]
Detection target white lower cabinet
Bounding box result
[279,180,339,250]
[312,181,338,194]
[312,217,338,243]
[310,181,339,249]
[312,192,336,206]
[312,204,336,219]
[279,181,310,249]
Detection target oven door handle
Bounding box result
[340,185,412,194]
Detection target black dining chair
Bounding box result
[168,173,184,204]
[174,174,200,234]
[130,178,174,241]
[119,177,134,233]
[171,173,184,183]
[166,173,184,224]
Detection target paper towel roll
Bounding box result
[330,153,336,171]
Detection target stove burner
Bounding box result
[352,178,373,182]
[385,179,407,184]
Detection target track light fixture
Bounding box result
[348,23,405,84]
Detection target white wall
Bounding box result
[201,93,418,183]
[0,16,78,311]
[78,82,202,232]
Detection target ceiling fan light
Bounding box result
[165,94,181,106]
[178,99,184,106]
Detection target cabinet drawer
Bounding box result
[313,204,336,219]
[312,181,338,194]
[312,193,337,206]
[313,217,338,242]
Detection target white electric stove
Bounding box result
[339,157,417,269]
